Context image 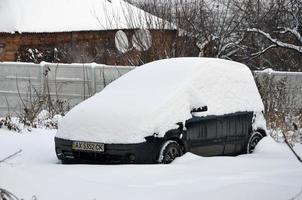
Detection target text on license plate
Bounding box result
[72,141,104,152]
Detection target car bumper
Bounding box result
[54,137,163,164]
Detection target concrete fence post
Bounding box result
[90,63,96,95]
[40,62,45,94]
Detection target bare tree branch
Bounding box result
[289,188,302,200]
[278,27,302,44]
[0,188,20,200]
[282,132,302,163]
[0,150,22,163]
[247,28,302,53]
[248,44,278,59]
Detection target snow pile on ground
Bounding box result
[33,110,63,129]
[0,0,173,33]
[0,110,63,132]
[1,129,302,200]
[57,57,264,143]
[0,116,23,132]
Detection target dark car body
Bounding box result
[55,111,265,164]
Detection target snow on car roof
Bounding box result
[0,0,173,33]
[56,57,264,143]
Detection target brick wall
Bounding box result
[0,29,196,65]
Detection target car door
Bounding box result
[223,112,253,155]
[220,114,237,155]
[236,112,253,153]
[186,116,225,156]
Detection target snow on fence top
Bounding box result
[56,57,264,144]
[0,0,174,33]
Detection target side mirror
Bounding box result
[190,106,208,114]
[176,122,183,130]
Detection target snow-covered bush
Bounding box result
[33,110,63,129]
[0,116,23,132]
[270,128,302,145]
[0,110,62,132]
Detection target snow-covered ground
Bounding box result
[0,128,302,200]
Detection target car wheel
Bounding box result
[158,140,183,164]
[247,131,263,154]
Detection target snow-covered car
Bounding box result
[55,57,267,164]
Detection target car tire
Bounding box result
[158,140,183,164]
[247,131,263,154]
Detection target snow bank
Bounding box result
[56,57,264,143]
[1,129,302,200]
[0,0,173,33]
[0,129,57,164]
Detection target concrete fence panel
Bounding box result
[0,62,134,116]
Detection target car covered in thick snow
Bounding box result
[55,57,267,164]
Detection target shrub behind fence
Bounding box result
[254,70,302,141]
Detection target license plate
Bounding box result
[72,141,104,152]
